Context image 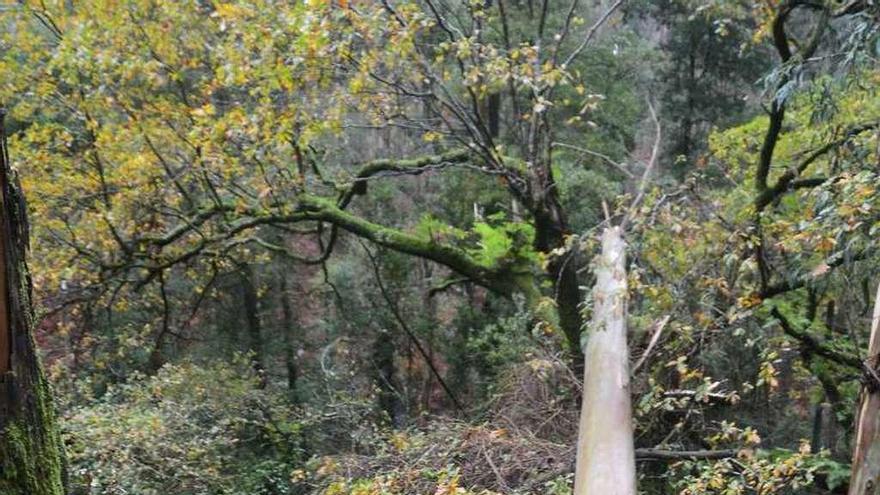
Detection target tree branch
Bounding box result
[297,195,522,295]
[337,149,471,209]
[634,448,738,461]
[756,2,829,195]
[759,247,868,299]
[755,121,879,210]
[771,307,862,370]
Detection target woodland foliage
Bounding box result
[2,0,880,493]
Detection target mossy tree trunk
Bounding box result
[0,110,67,495]
[573,226,636,495]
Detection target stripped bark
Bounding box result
[573,226,636,495]
[849,282,880,495]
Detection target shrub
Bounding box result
[64,358,305,495]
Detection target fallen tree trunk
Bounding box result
[0,110,66,495]
[848,282,880,495]
[573,226,636,495]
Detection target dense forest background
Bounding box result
[1,0,880,493]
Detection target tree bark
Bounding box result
[0,111,66,494]
[849,281,880,495]
[531,191,585,371]
[240,267,266,388]
[551,254,584,372]
[373,328,404,427]
[573,226,636,495]
[278,275,298,396]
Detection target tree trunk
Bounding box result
[0,111,66,494]
[573,226,636,495]
[552,255,585,373]
[240,267,266,388]
[278,276,298,396]
[532,200,585,371]
[849,281,880,495]
[373,327,404,427]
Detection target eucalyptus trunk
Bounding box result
[573,226,636,495]
[849,282,880,495]
[0,111,66,494]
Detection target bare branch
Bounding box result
[561,0,625,69]
[623,97,661,229]
[632,314,671,374]
[552,142,634,178]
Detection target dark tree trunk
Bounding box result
[240,267,266,388]
[479,92,501,138]
[278,276,298,397]
[0,111,66,494]
[550,254,585,372]
[532,193,584,371]
[373,328,404,427]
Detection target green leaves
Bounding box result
[413,212,540,270]
[469,214,540,269]
[64,358,308,494]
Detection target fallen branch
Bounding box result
[635,448,738,461]
[662,389,738,405]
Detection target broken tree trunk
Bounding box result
[573,226,636,495]
[849,281,880,495]
[0,110,66,495]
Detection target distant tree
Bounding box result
[647,0,769,164]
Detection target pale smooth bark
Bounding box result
[573,226,636,495]
[849,282,880,495]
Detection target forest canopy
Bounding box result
[1,0,880,494]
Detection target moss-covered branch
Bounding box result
[125,191,536,300]
[297,195,534,296]
[338,149,472,208]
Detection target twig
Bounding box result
[561,0,626,68]
[481,446,510,492]
[662,389,737,404]
[632,314,671,373]
[552,142,634,178]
